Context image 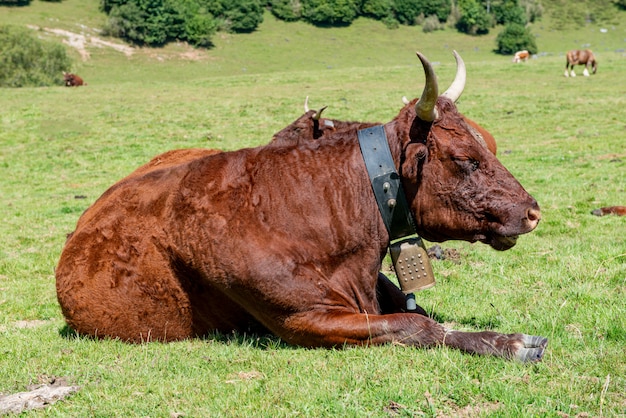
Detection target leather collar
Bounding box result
[357,125,416,241]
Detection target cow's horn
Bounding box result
[304,96,310,113]
[313,106,327,120]
[441,50,466,103]
[415,52,439,122]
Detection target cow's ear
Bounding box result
[402,142,427,178]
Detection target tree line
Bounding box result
[95,0,542,50]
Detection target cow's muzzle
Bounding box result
[486,202,541,251]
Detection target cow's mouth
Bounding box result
[485,234,518,251]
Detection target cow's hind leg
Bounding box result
[282,311,547,362]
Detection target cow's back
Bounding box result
[56,141,377,342]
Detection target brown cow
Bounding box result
[279,96,379,142]
[591,206,626,216]
[512,50,530,63]
[56,51,546,361]
[63,72,85,87]
[565,49,597,77]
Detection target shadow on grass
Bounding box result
[58,323,292,350]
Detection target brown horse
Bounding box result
[565,49,597,77]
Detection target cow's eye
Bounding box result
[453,157,479,172]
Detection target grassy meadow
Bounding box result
[1,1,625,416]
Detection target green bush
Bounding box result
[392,0,421,25]
[269,0,304,21]
[422,14,444,32]
[362,0,393,20]
[0,25,72,88]
[418,0,451,22]
[456,0,493,34]
[184,13,218,47]
[495,22,537,54]
[102,1,177,46]
[0,0,31,4]
[301,0,361,26]
[492,0,527,25]
[101,0,260,47]
[519,0,542,23]
[215,0,264,33]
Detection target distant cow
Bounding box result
[63,72,85,87]
[591,206,626,216]
[565,49,597,77]
[271,98,374,143]
[56,51,546,362]
[512,50,530,63]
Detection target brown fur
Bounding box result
[284,104,497,155]
[56,58,545,361]
[591,206,626,216]
[512,50,530,63]
[63,72,85,87]
[565,49,597,76]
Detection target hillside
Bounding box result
[1,0,625,82]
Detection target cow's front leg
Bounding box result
[282,311,547,362]
[376,273,429,316]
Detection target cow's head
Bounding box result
[63,72,73,86]
[273,97,377,144]
[397,52,540,251]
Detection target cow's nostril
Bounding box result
[526,207,541,228]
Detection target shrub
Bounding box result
[184,13,218,47]
[419,0,451,22]
[102,1,178,46]
[0,0,31,4]
[519,0,543,22]
[101,0,260,47]
[392,0,421,25]
[269,0,303,21]
[362,0,393,20]
[492,0,527,25]
[0,25,72,88]
[495,22,537,55]
[100,0,128,14]
[446,1,461,28]
[422,14,444,32]
[381,15,400,29]
[219,0,264,33]
[456,0,492,35]
[301,0,360,26]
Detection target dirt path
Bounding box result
[28,25,134,60]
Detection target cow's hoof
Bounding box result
[516,334,548,362]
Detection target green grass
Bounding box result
[1,1,625,416]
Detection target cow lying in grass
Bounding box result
[56,51,546,362]
[63,72,85,87]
